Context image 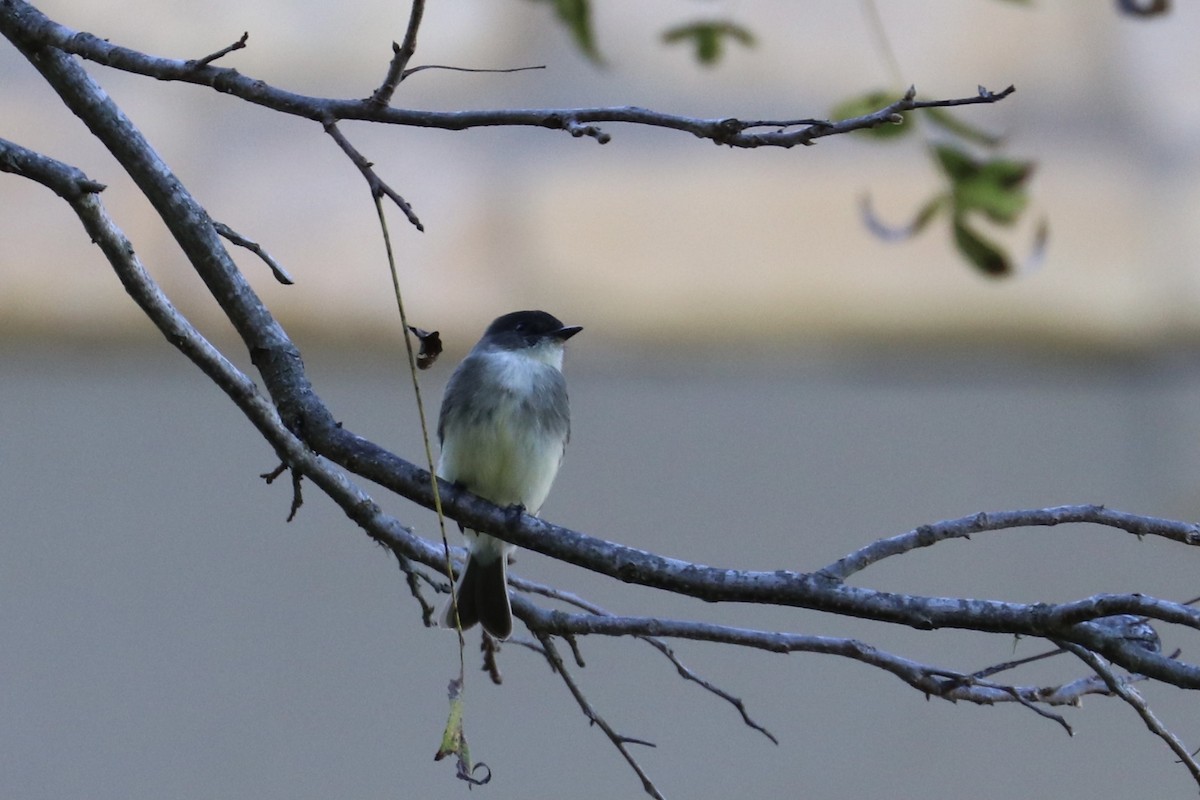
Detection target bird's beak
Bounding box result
[554,325,583,341]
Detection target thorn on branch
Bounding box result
[187,32,248,69]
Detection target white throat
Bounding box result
[485,343,562,390]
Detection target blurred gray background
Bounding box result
[4,1,1200,798]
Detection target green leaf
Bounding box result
[936,146,1035,225]
[831,90,910,139]
[530,0,601,63]
[955,178,1028,224]
[662,20,756,66]
[932,144,981,181]
[952,218,1012,276]
[977,158,1036,190]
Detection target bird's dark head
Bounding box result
[482,310,583,351]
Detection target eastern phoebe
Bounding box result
[437,310,582,640]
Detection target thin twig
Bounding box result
[920,665,1073,733]
[969,645,1067,680]
[186,31,248,69]
[213,220,294,284]
[821,504,1200,581]
[369,0,425,106]
[399,558,438,626]
[286,467,303,521]
[369,183,459,670]
[259,461,288,483]
[512,575,778,743]
[983,680,1073,734]
[401,63,546,79]
[325,120,423,231]
[516,601,1134,716]
[535,633,664,800]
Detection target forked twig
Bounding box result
[535,633,663,800]
[323,120,423,231]
[512,575,778,743]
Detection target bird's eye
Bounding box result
[514,323,527,332]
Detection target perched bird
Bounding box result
[437,310,582,640]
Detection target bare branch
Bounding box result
[0,134,106,196]
[213,220,294,284]
[369,0,425,106]
[535,633,664,800]
[324,120,424,231]
[515,600,1132,716]
[285,467,303,522]
[1,1,1013,150]
[512,575,778,743]
[821,504,1200,581]
[400,558,438,627]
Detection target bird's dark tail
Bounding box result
[441,553,513,640]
